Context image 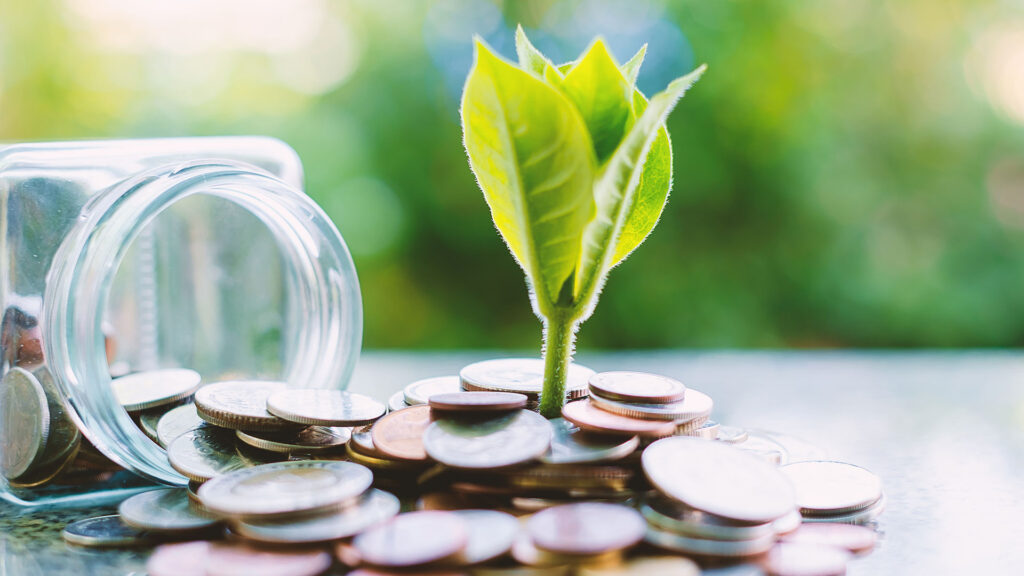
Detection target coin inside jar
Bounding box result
[642,437,796,524]
[423,409,552,469]
[588,371,686,404]
[0,367,49,480]
[167,426,271,482]
[111,368,201,413]
[370,405,432,461]
[528,502,645,556]
[197,460,373,520]
[780,460,883,515]
[403,375,462,405]
[118,488,219,533]
[236,426,351,454]
[194,380,296,431]
[428,391,528,413]
[353,511,468,567]
[266,389,385,427]
[562,398,676,438]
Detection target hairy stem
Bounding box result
[539,311,577,418]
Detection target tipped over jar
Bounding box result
[0,137,362,506]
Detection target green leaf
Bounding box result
[461,39,597,311]
[515,25,562,81]
[561,39,633,164]
[621,44,647,87]
[610,91,671,265]
[573,65,706,311]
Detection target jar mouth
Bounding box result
[43,161,362,485]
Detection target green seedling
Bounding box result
[461,26,705,417]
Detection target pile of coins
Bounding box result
[53,358,884,576]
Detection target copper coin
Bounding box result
[561,399,675,438]
[588,371,686,404]
[371,405,432,461]
[764,542,851,576]
[781,523,877,553]
[528,503,645,556]
[353,511,468,567]
[429,391,527,413]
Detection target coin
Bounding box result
[138,409,164,444]
[578,556,700,576]
[404,375,462,405]
[539,418,638,465]
[716,425,749,444]
[118,488,219,533]
[589,388,713,422]
[643,437,796,523]
[61,515,155,548]
[371,405,432,461]
[528,503,645,556]
[588,372,686,404]
[772,509,804,535]
[447,509,519,565]
[800,494,886,525]
[644,524,777,558]
[112,368,201,412]
[195,380,296,431]
[734,432,789,465]
[387,390,408,412]
[781,523,877,553]
[232,488,400,544]
[510,533,574,568]
[562,399,676,437]
[429,391,528,413]
[236,426,351,454]
[680,420,720,440]
[640,495,775,542]
[157,403,206,448]
[167,426,270,482]
[198,460,373,519]
[459,358,594,397]
[0,367,49,480]
[32,366,82,468]
[149,541,333,576]
[353,511,468,567]
[781,461,883,515]
[266,389,385,427]
[424,410,552,469]
[764,542,851,576]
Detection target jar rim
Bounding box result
[42,160,362,485]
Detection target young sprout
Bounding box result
[461,26,705,417]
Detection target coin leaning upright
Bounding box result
[0,367,49,480]
[266,389,385,427]
[424,409,552,469]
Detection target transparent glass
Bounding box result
[0,137,362,506]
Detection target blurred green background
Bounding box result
[2,0,1023,349]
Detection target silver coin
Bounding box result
[780,461,883,515]
[62,515,155,548]
[539,418,638,465]
[645,524,776,558]
[424,410,552,469]
[232,488,400,544]
[0,367,49,480]
[801,494,886,525]
[588,372,686,404]
[195,380,296,431]
[459,358,594,396]
[640,495,775,542]
[772,509,804,535]
[447,509,520,565]
[716,425,749,444]
[643,437,796,523]
[118,488,219,533]
[32,366,81,470]
[680,420,720,440]
[404,375,462,405]
[112,369,201,412]
[197,460,373,519]
[387,390,408,412]
[156,403,206,448]
[167,426,269,482]
[137,409,164,444]
[589,388,713,422]
[353,510,468,567]
[528,502,646,556]
[236,426,351,454]
[266,389,385,427]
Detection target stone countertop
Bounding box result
[3,350,1023,575]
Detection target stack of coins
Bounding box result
[52,360,884,576]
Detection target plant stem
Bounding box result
[538,311,577,418]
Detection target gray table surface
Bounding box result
[2,350,1022,575]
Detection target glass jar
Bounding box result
[0,137,362,506]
